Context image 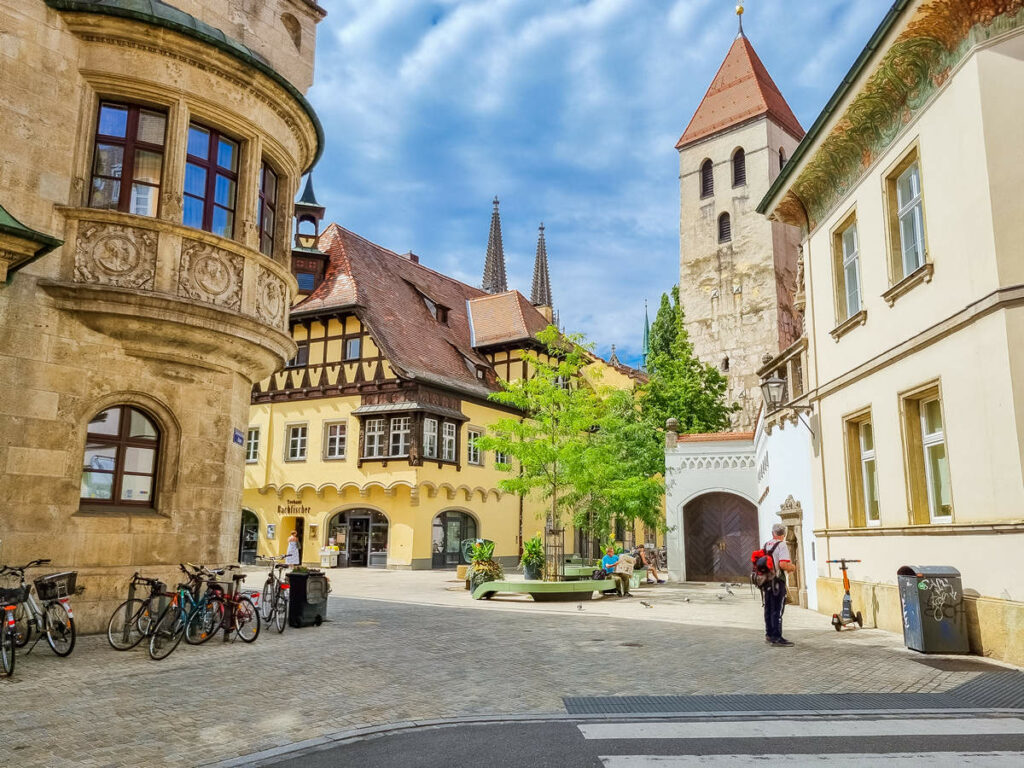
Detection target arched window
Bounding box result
[779,148,787,169]
[732,148,746,187]
[81,405,160,507]
[718,212,732,243]
[699,159,714,199]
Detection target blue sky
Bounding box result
[306,0,888,367]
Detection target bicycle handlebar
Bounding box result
[1,558,52,576]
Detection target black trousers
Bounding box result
[763,579,786,641]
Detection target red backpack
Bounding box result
[750,541,781,589]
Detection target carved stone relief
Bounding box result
[177,239,243,310]
[74,222,157,290]
[255,265,288,330]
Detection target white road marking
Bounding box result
[598,752,1024,767]
[578,717,1024,740]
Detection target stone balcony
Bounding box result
[40,208,297,380]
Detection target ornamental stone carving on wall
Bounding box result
[74,222,156,290]
[255,265,288,330]
[177,239,243,311]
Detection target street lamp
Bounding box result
[760,375,788,413]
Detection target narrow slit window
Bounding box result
[700,159,714,199]
[718,212,732,243]
[732,148,746,187]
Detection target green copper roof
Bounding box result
[297,174,321,206]
[45,0,324,172]
[0,203,64,283]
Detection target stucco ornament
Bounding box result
[177,239,242,310]
[74,222,156,289]
[255,265,288,330]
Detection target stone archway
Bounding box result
[683,492,759,582]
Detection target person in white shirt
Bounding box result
[763,523,796,647]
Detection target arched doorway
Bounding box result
[326,509,389,568]
[683,492,758,582]
[238,509,258,565]
[432,511,477,569]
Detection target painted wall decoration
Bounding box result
[775,1,1024,231]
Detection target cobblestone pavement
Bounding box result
[1,571,1013,768]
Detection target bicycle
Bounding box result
[107,573,168,650]
[256,555,290,634]
[0,559,78,657]
[149,564,225,660]
[1,584,27,676]
[187,570,259,644]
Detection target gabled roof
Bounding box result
[292,224,549,400]
[676,33,804,149]
[467,290,550,348]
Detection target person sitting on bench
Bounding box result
[601,547,632,598]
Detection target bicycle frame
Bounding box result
[3,562,76,651]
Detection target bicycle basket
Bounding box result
[34,571,77,601]
[0,585,29,604]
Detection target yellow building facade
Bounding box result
[759,0,1024,664]
[241,221,646,570]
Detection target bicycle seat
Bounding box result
[274,564,288,571]
[231,573,246,582]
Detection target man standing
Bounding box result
[763,523,796,647]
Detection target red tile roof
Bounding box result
[676,34,804,149]
[467,291,550,348]
[676,431,755,443]
[292,223,550,399]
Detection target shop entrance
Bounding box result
[431,511,477,569]
[326,509,389,568]
[281,516,305,563]
[238,509,258,565]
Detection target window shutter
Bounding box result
[732,149,746,187]
[718,213,732,243]
[700,160,714,198]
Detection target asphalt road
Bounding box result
[265,715,1024,768]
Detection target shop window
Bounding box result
[81,405,160,507]
[183,121,239,239]
[902,386,952,524]
[324,421,346,460]
[423,418,439,459]
[844,413,879,528]
[285,424,307,461]
[258,161,278,257]
[467,429,482,465]
[89,102,167,217]
[245,427,260,463]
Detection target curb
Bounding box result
[200,706,1024,767]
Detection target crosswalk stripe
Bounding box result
[579,717,1024,741]
[598,752,1024,767]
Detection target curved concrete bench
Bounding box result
[471,579,616,602]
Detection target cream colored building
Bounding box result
[0,0,324,631]
[759,0,1024,665]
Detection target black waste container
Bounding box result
[287,569,329,628]
[896,565,968,654]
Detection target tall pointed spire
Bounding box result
[736,3,744,37]
[482,196,508,294]
[641,300,651,371]
[609,344,620,366]
[531,222,553,309]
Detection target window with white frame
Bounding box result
[494,450,510,467]
[467,429,482,465]
[841,223,862,318]
[423,418,438,459]
[859,421,879,525]
[442,422,456,461]
[887,155,928,281]
[363,418,385,458]
[389,416,411,457]
[286,424,307,461]
[344,337,361,361]
[245,427,260,463]
[920,397,951,521]
[324,421,346,460]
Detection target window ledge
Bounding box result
[830,309,867,341]
[284,458,307,463]
[815,520,1024,537]
[75,504,167,519]
[323,456,347,462]
[883,262,933,306]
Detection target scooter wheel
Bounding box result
[855,611,863,627]
[831,614,842,631]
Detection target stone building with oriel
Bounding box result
[0,0,324,631]
[675,23,804,430]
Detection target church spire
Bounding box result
[609,344,620,366]
[736,3,745,37]
[641,300,651,371]
[531,222,553,309]
[482,196,508,294]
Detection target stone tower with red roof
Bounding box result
[676,14,804,430]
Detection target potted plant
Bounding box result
[520,534,544,581]
[468,540,503,593]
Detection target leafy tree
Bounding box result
[647,285,680,366]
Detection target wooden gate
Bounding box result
[683,492,758,582]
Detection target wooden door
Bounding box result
[683,493,758,582]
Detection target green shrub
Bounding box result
[520,534,544,570]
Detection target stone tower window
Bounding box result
[281,12,302,51]
[718,212,732,243]
[258,161,278,258]
[779,148,787,169]
[732,148,746,187]
[700,159,714,199]
[80,406,160,507]
[89,102,167,217]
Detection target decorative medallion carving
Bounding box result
[177,239,242,310]
[255,265,288,330]
[74,222,156,290]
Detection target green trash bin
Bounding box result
[896,565,969,654]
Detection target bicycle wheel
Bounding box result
[260,581,274,622]
[13,602,30,648]
[43,601,75,657]
[234,596,260,643]
[1,628,14,677]
[148,605,186,660]
[274,591,287,633]
[107,599,148,650]
[186,598,224,645]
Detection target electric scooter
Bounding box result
[827,558,863,631]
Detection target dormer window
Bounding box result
[422,294,449,324]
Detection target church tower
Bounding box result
[676,8,804,430]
